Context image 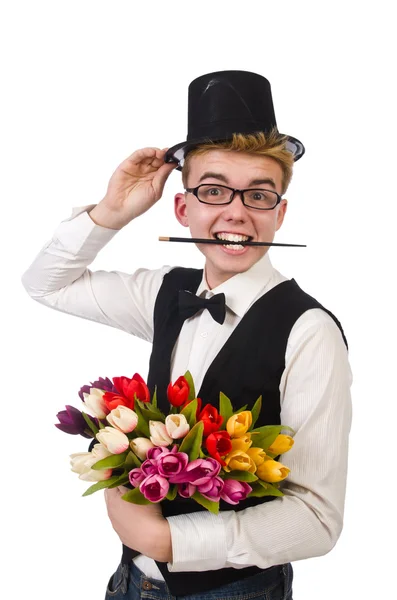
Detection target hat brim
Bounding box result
[165,134,305,170]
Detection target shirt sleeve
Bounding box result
[21,204,172,342]
[166,308,352,572]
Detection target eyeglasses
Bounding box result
[185,184,282,210]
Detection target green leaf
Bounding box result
[222,470,258,482]
[250,396,262,429]
[250,425,283,451]
[192,491,219,514]
[91,450,129,470]
[248,481,284,498]
[135,400,165,423]
[82,475,121,496]
[98,419,105,429]
[166,484,178,501]
[184,370,196,401]
[219,392,233,429]
[235,404,248,413]
[152,386,158,409]
[178,421,204,461]
[181,398,198,428]
[124,450,142,469]
[133,402,151,437]
[121,487,151,504]
[107,472,130,488]
[81,412,99,436]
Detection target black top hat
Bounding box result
[165,70,305,169]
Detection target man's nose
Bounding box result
[221,191,248,220]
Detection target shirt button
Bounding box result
[142,580,152,591]
[201,331,208,338]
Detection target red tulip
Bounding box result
[205,431,232,466]
[198,404,223,437]
[167,376,190,407]
[103,373,150,411]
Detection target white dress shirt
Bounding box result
[21,205,352,579]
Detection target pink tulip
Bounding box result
[157,452,189,478]
[169,457,221,485]
[140,474,169,502]
[128,468,146,487]
[220,479,252,505]
[197,476,224,502]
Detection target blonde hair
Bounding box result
[181,128,294,195]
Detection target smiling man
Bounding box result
[22,71,352,600]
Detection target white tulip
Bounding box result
[96,426,129,454]
[149,420,173,446]
[91,443,113,461]
[83,388,108,419]
[107,406,138,433]
[70,446,113,481]
[130,437,155,460]
[165,414,190,439]
[70,452,93,475]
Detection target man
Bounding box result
[22,71,352,599]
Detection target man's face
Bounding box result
[174,150,288,288]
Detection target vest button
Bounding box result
[142,580,152,590]
[201,331,208,338]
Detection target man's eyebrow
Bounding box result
[198,172,229,184]
[197,172,277,189]
[249,178,277,189]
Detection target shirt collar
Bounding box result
[196,253,275,318]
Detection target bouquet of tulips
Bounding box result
[56,372,294,513]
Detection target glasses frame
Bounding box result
[185,184,282,211]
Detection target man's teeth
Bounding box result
[216,233,250,243]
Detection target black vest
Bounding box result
[122,267,347,596]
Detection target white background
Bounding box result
[2,1,396,598]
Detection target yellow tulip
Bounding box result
[226,411,252,437]
[247,447,267,466]
[224,449,257,473]
[230,434,252,453]
[256,458,290,483]
[267,434,294,455]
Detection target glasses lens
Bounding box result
[244,189,279,209]
[197,185,231,204]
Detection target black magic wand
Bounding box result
[159,237,306,248]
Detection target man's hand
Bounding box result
[104,486,172,563]
[89,147,177,229]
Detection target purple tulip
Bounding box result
[169,457,221,485]
[157,451,189,478]
[79,377,115,402]
[55,405,93,438]
[220,480,252,505]
[141,459,159,477]
[197,476,224,502]
[178,482,196,498]
[128,468,146,488]
[140,474,169,502]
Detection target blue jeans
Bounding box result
[105,561,293,599]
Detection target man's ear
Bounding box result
[174,193,189,227]
[276,199,288,231]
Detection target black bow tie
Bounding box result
[178,290,226,325]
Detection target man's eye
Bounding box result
[252,192,265,200]
[208,188,221,195]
